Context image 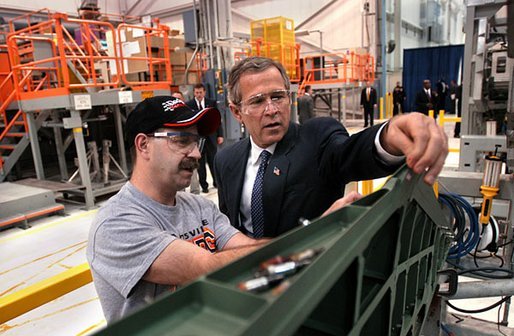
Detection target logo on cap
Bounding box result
[162,99,185,112]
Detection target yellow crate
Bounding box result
[250,17,297,80]
[250,16,295,45]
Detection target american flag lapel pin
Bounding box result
[273,166,280,176]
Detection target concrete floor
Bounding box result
[0,117,511,335]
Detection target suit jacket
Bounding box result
[186,98,223,143]
[414,89,434,114]
[393,86,406,105]
[297,94,314,124]
[214,117,401,237]
[360,87,377,110]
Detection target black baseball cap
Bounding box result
[125,96,221,148]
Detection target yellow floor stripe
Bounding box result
[0,209,98,244]
[0,263,93,324]
[76,319,106,336]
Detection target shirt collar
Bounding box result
[249,137,277,165]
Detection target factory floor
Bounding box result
[0,117,511,336]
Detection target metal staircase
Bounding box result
[0,72,30,182]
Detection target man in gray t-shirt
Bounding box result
[86,96,265,323]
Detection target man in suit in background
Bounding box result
[173,90,200,194]
[214,56,448,238]
[392,81,406,116]
[298,85,314,124]
[186,83,224,193]
[415,79,435,115]
[360,81,377,127]
[436,79,448,113]
[454,83,463,138]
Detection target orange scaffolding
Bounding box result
[0,10,179,177]
[6,12,174,100]
[302,52,375,85]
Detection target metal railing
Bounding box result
[303,51,375,85]
[116,23,172,87]
[6,12,174,100]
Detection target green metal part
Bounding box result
[95,165,452,336]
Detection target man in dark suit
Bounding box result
[186,83,224,193]
[436,79,448,113]
[454,83,463,138]
[214,57,448,238]
[298,85,314,124]
[414,79,435,115]
[392,81,406,116]
[360,82,377,127]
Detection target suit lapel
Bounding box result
[262,123,296,237]
[228,139,250,229]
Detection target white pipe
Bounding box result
[449,279,514,300]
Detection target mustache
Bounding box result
[179,159,199,170]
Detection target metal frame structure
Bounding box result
[437,0,514,332]
[0,10,177,208]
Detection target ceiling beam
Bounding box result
[125,0,144,16]
[295,0,340,30]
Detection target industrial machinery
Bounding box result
[437,0,514,333]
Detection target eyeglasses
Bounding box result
[239,89,290,116]
[147,132,205,154]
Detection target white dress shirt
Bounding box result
[239,124,403,235]
[196,98,205,110]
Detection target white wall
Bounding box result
[0,0,121,16]
[232,0,332,25]
[123,0,191,16]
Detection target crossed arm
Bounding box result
[143,233,268,286]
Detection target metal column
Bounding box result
[112,105,128,174]
[69,110,94,209]
[393,0,401,70]
[290,90,298,124]
[342,87,347,123]
[25,111,45,179]
[379,0,387,98]
[51,111,69,180]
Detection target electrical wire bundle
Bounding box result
[439,192,513,335]
[439,193,480,259]
[439,192,513,278]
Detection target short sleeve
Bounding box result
[88,209,176,298]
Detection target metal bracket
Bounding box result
[437,269,459,296]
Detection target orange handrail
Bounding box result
[116,23,171,87]
[8,8,53,33]
[6,11,176,98]
[302,51,375,85]
[249,39,300,82]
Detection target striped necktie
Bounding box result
[250,150,271,237]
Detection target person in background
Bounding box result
[172,91,200,194]
[360,81,377,127]
[214,57,448,239]
[454,83,463,138]
[436,78,448,114]
[414,79,435,115]
[87,96,267,323]
[186,83,224,193]
[392,81,406,116]
[298,85,314,124]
